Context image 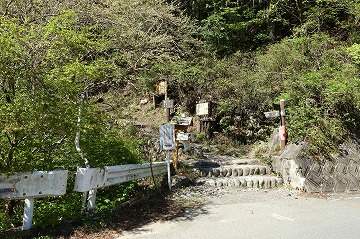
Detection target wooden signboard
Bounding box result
[196,102,210,116]
[264,111,280,118]
[176,132,190,141]
[163,99,174,108]
[156,81,167,95]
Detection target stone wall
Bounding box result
[272,139,360,193]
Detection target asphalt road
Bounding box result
[117,189,360,239]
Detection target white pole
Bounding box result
[22,198,35,230]
[166,151,171,190]
[75,93,91,212]
[87,189,97,213]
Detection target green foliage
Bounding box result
[205,33,359,150]
[1,0,360,233]
[346,43,360,64]
[0,8,142,230]
[32,192,83,229]
[95,182,138,213]
[172,0,360,56]
[270,35,360,152]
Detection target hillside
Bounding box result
[0,0,359,232]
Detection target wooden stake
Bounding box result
[279,99,286,152]
[164,81,170,122]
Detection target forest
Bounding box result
[0,0,359,231]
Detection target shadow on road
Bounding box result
[0,189,209,239]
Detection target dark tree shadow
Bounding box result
[0,188,209,239]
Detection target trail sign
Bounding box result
[163,99,174,108]
[156,81,167,95]
[196,102,210,116]
[176,132,190,141]
[159,124,175,151]
[264,111,280,118]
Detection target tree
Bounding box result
[169,0,360,56]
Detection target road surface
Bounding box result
[117,188,360,239]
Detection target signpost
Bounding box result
[196,101,215,139]
[157,81,173,122]
[264,111,280,119]
[264,99,287,152]
[156,81,167,95]
[163,99,174,109]
[196,102,210,116]
[159,124,175,190]
[169,116,192,170]
[279,99,286,152]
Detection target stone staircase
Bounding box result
[193,156,283,189]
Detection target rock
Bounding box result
[228,179,235,187]
[247,180,254,188]
[221,168,228,177]
[140,98,149,105]
[259,178,265,188]
[253,179,259,188]
[264,179,271,189]
[213,169,220,177]
[233,179,240,187]
[173,176,191,188]
[215,180,223,187]
[259,167,266,175]
[243,167,250,176]
[250,167,255,175]
[226,168,232,177]
[240,179,246,187]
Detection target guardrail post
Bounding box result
[22,198,35,230]
[87,189,97,212]
[166,151,172,190]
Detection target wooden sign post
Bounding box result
[279,99,286,152]
[264,99,287,152]
[160,81,171,122]
[170,116,192,171]
[163,98,174,123]
[196,101,214,139]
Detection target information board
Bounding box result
[159,124,175,151]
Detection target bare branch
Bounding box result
[2,0,14,17]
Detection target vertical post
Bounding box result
[164,81,170,122]
[81,191,88,214]
[166,151,172,191]
[279,99,286,152]
[87,189,97,213]
[174,138,179,171]
[22,198,35,230]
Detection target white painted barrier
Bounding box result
[0,162,170,230]
[0,170,68,230]
[0,170,68,199]
[74,162,168,192]
[74,162,169,211]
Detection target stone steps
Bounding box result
[193,157,283,189]
[197,165,271,178]
[200,175,283,188]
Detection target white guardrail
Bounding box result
[0,161,170,230]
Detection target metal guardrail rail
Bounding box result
[0,161,169,230]
[74,162,168,192]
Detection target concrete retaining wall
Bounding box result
[272,139,360,193]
